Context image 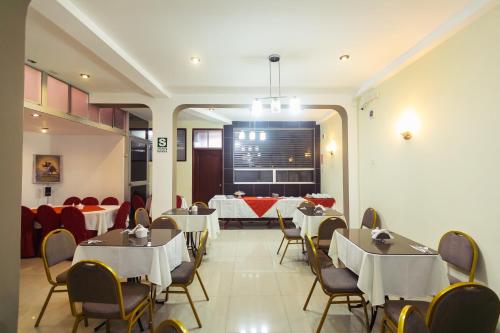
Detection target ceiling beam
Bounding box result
[30,0,169,98]
[357,0,498,96]
[183,108,232,124]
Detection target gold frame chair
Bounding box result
[192,201,209,209]
[303,235,369,333]
[151,216,179,229]
[67,260,153,333]
[314,217,347,250]
[361,207,378,229]
[397,305,428,333]
[156,319,189,333]
[166,230,209,328]
[35,228,77,327]
[134,207,151,227]
[438,230,478,283]
[276,209,304,264]
[381,282,491,333]
[298,200,315,209]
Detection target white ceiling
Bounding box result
[177,107,335,123]
[25,9,145,95]
[23,109,119,135]
[65,0,471,94]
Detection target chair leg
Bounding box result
[380,316,387,333]
[279,240,290,264]
[196,271,209,301]
[347,295,351,311]
[360,296,370,331]
[277,236,285,254]
[126,319,133,333]
[316,295,333,333]
[303,277,318,310]
[184,287,202,328]
[71,315,83,333]
[148,297,154,333]
[105,320,111,333]
[301,239,305,253]
[34,286,55,327]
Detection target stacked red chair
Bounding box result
[109,201,131,230]
[101,196,119,205]
[36,205,61,240]
[63,196,81,205]
[21,206,36,258]
[81,197,99,205]
[61,206,93,244]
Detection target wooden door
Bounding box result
[192,149,223,204]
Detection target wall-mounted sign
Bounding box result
[157,137,168,153]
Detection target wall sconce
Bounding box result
[396,109,420,140]
[327,141,337,157]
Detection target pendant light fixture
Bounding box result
[251,54,301,116]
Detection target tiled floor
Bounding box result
[19,229,375,332]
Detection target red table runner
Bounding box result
[243,197,279,217]
[31,205,105,214]
[305,197,336,208]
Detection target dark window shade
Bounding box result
[234,170,273,183]
[177,128,186,161]
[233,128,314,168]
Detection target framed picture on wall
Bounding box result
[33,154,62,183]
[177,128,187,161]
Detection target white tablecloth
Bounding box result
[72,231,190,295]
[33,205,120,235]
[208,195,305,219]
[85,205,120,235]
[163,210,221,239]
[329,230,449,306]
[292,208,345,237]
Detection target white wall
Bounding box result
[22,131,125,207]
[358,5,500,307]
[175,119,224,204]
[320,112,343,211]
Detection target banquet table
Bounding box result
[328,229,449,306]
[162,208,220,240]
[72,229,190,296]
[208,195,306,219]
[32,205,120,235]
[292,207,345,237]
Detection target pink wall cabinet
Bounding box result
[47,76,69,112]
[70,87,89,118]
[24,65,42,104]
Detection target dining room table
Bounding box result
[292,206,345,237]
[162,207,220,240]
[72,228,190,297]
[328,228,449,328]
[32,204,121,235]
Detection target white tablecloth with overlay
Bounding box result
[292,208,345,237]
[163,210,221,240]
[33,205,120,235]
[72,231,190,295]
[329,230,449,306]
[208,195,305,218]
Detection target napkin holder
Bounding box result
[77,203,84,209]
[371,228,394,243]
[191,205,198,212]
[134,225,148,239]
[234,191,245,199]
[314,205,326,214]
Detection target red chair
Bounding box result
[21,206,36,258]
[176,195,182,208]
[101,196,119,205]
[36,205,61,240]
[63,196,81,205]
[132,194,146,210]
[81,197,99,205]
[109,201,131,230]
[61,207,93,244]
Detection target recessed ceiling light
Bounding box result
[190,57,201,64]
[41,127,49,133]
[80,73,90,79]
[27,59,37,64]
[339,54,350,62]
[31,113,41,118]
